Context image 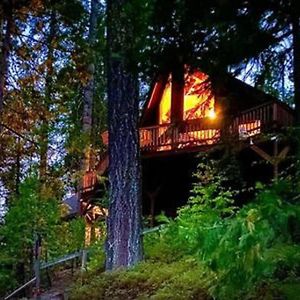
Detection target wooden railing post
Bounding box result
[273,102,278,123]
[33,234,42,299]
[81,249,88,271]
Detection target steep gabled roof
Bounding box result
[140,68,292,126]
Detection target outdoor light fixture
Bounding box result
[208,108,216,119]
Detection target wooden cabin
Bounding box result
[79,66,294,240]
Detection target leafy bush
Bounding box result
[155,180,300,299]
[86,237,106,273]
[69,156,300,299]
[0,175,86,296]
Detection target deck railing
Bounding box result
[140,121,220,152]
[82,170,97,193]
[80,101,294,194]
[140,101,294,153]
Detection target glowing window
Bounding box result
[159,81,171,124]
[184,71,215,120]
[158,71,216,124]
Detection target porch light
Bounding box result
[208,108,216,120]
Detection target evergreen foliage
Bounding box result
[151,178,300,299]
[70,168,300,299]
[1,0,300,298]
[0,174,85,295]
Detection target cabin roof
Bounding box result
[64,193,80,218]
[140,69,290,126]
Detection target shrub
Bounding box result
[154,180,300,299]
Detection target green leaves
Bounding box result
[151,177,300,299]
[0,174,85,295]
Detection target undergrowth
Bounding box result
[69,156,300,300]
[70,259,213,300]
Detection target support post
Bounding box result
[146,186,161,228]
[273,102,278,122]
[171,63,184,124]
[250,137,289,182]
[33,234,42,299]
[81,249,88,271]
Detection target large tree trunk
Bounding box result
[0,0,13,116]
[105,0,143,270]
[82,0,99,172]
[292,7,300,166]
[292,10,300,125]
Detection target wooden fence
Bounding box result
[3,226,162,300]
[4,250,86,300]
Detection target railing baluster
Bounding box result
[139,101,293,153]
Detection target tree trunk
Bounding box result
[171,62,184,124]
[82,0,100,172]
[0,0,13,116]
[105,0,143,270]
[15,137,21,196]
[39,11,55,180]
[292,10,300,125]
[292,7,300,166]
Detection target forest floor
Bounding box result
[38,268,78,300]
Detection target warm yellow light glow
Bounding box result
[158,71,216,124]
[159,81,171,124]
[208,109,216,120]
[238,120,261,139]
[184,71,215,120]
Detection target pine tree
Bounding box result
[81,0,101,172]
[105,0,143,269]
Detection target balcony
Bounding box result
[81,101,294,194]
[140,101,294,154]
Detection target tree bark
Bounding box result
[82,0,100,172]
[0,0,13,116]
[292,9,300,125]
[292,6,300,165]
[171,62,184,124]
[105,0,143,270]
[39,11,55,180]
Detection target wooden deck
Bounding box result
[140,101,294,153]
[81,101,294,194]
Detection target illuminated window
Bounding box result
[183,71,215,120]
[158,71,215,124]
[159,81,171,124]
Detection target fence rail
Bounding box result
[40,251,82,270]
[80,101,294,194]
[4,277,36,300]
[4,250,85,300]
[3,224,161,300]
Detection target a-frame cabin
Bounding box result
[140,67,293,153]
[76,65,294,242]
